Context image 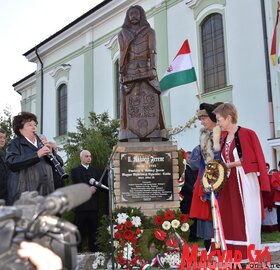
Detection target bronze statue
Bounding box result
[118,5,168,141]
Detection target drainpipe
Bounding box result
[260,0,277,167]
[35,47,44,134]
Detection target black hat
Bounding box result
[197,102,223,123]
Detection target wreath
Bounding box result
[202,159,227,192]
[96,207,148,269]
[139,209,192,268]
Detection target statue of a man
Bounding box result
[118,5,168,141]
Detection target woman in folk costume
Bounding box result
[213,103,270,261]
[189,102,223,251]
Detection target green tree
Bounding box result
[63,111,119,174]
[0,106,14,148]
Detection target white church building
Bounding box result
[13,0,280,167]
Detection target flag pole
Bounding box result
[195,80,203,103]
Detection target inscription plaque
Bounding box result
[120,152,173,202]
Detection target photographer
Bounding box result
[17,242,62,270]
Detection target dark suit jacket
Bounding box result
[71,165,100,212]
[0,151,8,202]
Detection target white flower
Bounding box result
[123,242,133,260]
[92,252,106,268]
[171,219,180,229]
[162,220,171,230]
[113,240,119,248]
[116,213,129,224]
[131,216,141,227]
[163,252,181,267]
[181,223,190,232]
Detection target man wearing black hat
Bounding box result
[189,102,222,251]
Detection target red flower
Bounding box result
[164,210,175,220]
[116,224,124,230]
[154,215,164,225]
[134,248,140,255]
[136,228,142,235]
[130,237,138,245]
[125,220,133,228]
[166,237,179,248]
[123,230,134,240]
[131,258,137,266]
[154,228,166,241]
[180,213,189,223]
[114,231,121,239]
[117,253,123,258]
[119,258,126,265]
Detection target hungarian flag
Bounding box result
[160,40,197,95]
[271,1,280,66]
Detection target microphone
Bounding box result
[89,178,109,191]
[43,183,92,214]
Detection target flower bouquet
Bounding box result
[96,207,147,269]
[141,209,192,268]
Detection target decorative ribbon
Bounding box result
[178,148,187,201]
[210,185,227,252]
[178,177,185,201]
[141,232,185,269]
[140,251,181,269]
[174,231,185,248]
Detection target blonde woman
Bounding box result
[213,103,270,262]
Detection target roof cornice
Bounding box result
[23,0,138,62]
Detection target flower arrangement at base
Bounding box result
[141,209,192,268]
[96,207,147,269]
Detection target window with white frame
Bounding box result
[201,13,226,92]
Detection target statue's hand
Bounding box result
[148,69,157,80]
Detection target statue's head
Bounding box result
[122,5,150,29]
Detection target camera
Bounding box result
[0,183,91,270]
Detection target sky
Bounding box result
[0,0,103,116]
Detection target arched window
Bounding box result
[57,84,67,136]
[201,13,226,92]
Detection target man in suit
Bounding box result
[71,149,100,252]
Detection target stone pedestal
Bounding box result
[112,141,180,216]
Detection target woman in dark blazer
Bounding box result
[6,112,54,205]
